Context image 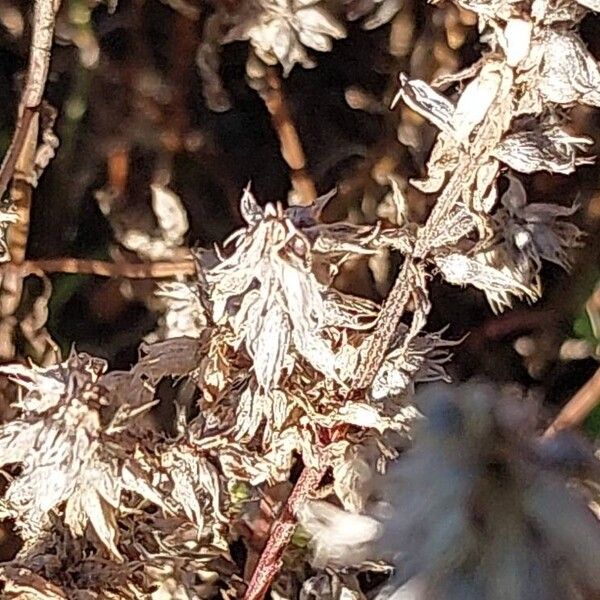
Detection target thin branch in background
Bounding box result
[0,0,61,363]
[243,466,325,600]
[14,258,197,279]
[544,365,600,437]
[3,0,62,263]
[261,67,317,207]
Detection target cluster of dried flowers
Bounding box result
[1,0,600,597]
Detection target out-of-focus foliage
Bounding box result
[301,382,600,600]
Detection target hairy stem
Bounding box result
[243,466,325,600]
[354,259,415,388]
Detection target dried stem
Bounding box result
[0,108,35,205]
[3,0,62,262]
[354,259,414,388]
[242,65,324,598]
[9,258,196,279]
[262,68,316,206]
[243,466,325,600]
[0,0,61,363]
[544,365,600,437]
[8,109,38,266]
[354,70,514,390]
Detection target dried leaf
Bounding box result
[452,64,501,143]
[392,74,455,134]
[134,336,204,384]
[0,567,68,599]
[371,326,458,401]
[435,253,538,313]
[536,30,600,107]
[494,127,594,174]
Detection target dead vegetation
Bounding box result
[0,0,599,598]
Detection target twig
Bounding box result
[243,466,325,600]
[8,108,38,266]
[3,0,62,262]
[477,309,558,342]
[262,68,316,206]
[0,0,61,363]
[544,365,600,437]
[0,108,35,203]
[9,258,196,279]
[354,259,414,388]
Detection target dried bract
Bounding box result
[204,189,376,392]
[495,173,585,275]
[0,352,200,559]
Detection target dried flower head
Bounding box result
[203,188,377,392]
[223,0,346,75]
[0,351,215,560]
[495,173,585,276]
[370,326,459,402]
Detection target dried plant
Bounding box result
[0,0,598,598]
[222,0,347,76]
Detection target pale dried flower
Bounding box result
[0,351,214,560]
[435,251,540,314]
[0,0,598,595]
[370,326,459,402]
[343,0,404,30]
[495,173,585,275]
[204,188,377,393]
[223,0,346,75]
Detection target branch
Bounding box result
[11,258,196,279]
[243,466,325,600]
[261,68,316,206]
[2,0,62,263]
[544,365,600,437]
[0,1,62,362]
[0,108,35,203]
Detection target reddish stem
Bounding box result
[243,466,325,600]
